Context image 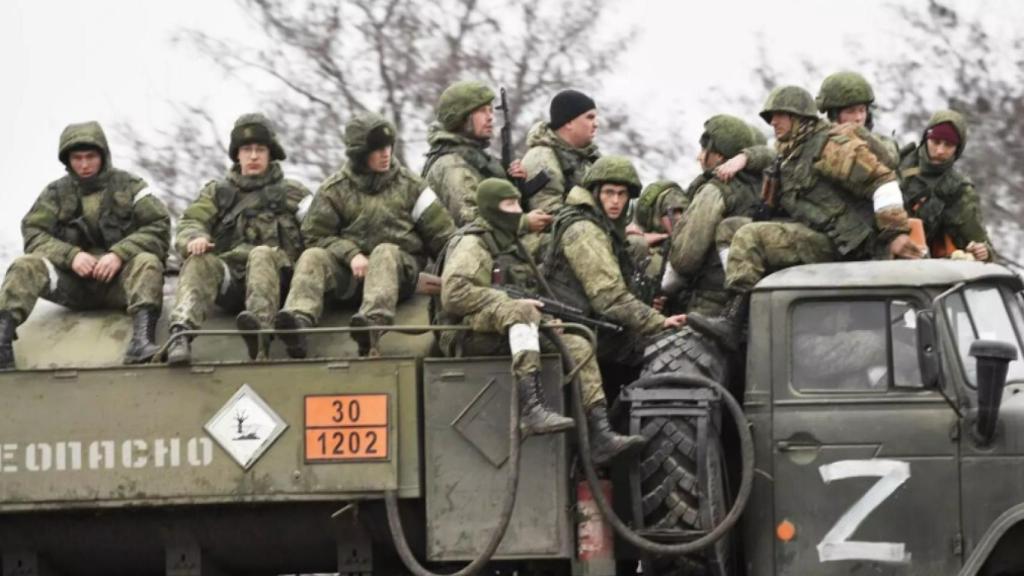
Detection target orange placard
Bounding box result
[305,394,388,428]
[305,427,389,460]
[304,394,389,462]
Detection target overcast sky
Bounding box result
[0,0,1017,269]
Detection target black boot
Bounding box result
[236,311,268,361]
[166,324,192,366]
[274,310,311,359]
[350,313,389,358]
[0,311,16,370]
[587,405,646,466]
[517,372,575,437]
[124,306,161,364]
[686,292,749,352]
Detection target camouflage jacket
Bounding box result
[422,123,506,227]
[544,186,665,338]
[521,121,599,213]
[175,162,311,274]
[23,123,170,268]
[670,171,760,276]
[302,161,456,268]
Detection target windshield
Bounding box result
[943,284,1024,386]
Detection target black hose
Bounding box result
[544,327,755,556]
[384,360,522,576]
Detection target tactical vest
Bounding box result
[53,169,145,250]
[543,206,636,316]
[898,152,971,248]
[422,142,505,181]
[778,128,876,258]
[550,146,594,195]
[690,173,761,306]
[211,181,304,261]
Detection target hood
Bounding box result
[344,112,396,165]
[525,121,598,158]
[58,121,111,170]
[924,109,968,159]
[426,121,486,149]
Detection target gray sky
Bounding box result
[0,0,1017,268]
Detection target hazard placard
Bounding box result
[304,394,389,462]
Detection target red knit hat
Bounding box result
[926,122,961,146]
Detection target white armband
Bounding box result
[412,187,440,222]
[872,181,903,213]
[296,195,313,222]
[133,187,154,204]
[509,323,540,355]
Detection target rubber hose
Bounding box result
[544,327,755,556]
[384,363,523,576]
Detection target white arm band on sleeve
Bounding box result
[509,323,540,355]
[872,181,904,213]
[412,188,440,222]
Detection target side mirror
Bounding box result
[916,311,940,389]
[970,339,1018,445]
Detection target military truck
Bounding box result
[0,260,1022,576]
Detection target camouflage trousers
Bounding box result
[441,300,606,410]
[282,244,419,324]
[687,216,752,317]
[725,221,837,292]
[169,246,291,328]
[0,252,164,326]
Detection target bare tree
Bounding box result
[124,0,656,215]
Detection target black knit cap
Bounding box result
[549,89,596,130]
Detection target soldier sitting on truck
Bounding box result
[0,121,170,369]
[687,86,921,351]
[438,178,645,464]
[898,109,992,261]
[165,113,311,365]
[543,156,687,367]
[274,112,456,358]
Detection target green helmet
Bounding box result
[436,80,495,132]
[582,155,642,197]
[228,113,287,162]
[759,85,817,123]
[701,114,756,158]
[748,122,768,146]
[816,71,875,113]
[635,180,681,230]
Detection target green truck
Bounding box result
[0,259,1022,576]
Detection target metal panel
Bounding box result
[0,358,420,510]
[423,356,572,561]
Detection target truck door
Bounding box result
[769,294,960,575]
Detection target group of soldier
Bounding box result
[0,70,991,466]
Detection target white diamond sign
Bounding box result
[205,384,288,470]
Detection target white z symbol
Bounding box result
[817,459,911,564]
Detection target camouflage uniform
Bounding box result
[440,178,643,462]
[669,115,761,316]
[898,110,992,260]
[277,112,455,357]
[689,86,910,350]
[167,113,310,363]
[423,81,508,226]
[0,121,169,367]
[544,156,667,364]
[816,71,900,168]
[521,121,599,213]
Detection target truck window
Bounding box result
[792,300,922,392]
[943,285,1024,387]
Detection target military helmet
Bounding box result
[58,121,111,166]
[635,180,680,230]
[816,71,875,113]
[701,114,756,158]
[436,80,495,133]
[748,123,768,146]
[582,155,642,197]
[759,85,818,123]
[229,113,287,162]
[344,112,396,162]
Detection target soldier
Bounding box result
[0,121,169,368]
[439,178,644,464]
[423,80,550,233]
[669,115,762,317]
[633,180,688,238]
[275,112,456,358]
[816,71,900,167]
[165,113,310,365]
[688,86,920,350]
[898,110,992,261]
[544,156,687,366]
[521,90,600,214]
[628,180,688,310]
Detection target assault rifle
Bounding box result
[496,86,549,207]
[753,155,782,221]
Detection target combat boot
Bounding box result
[517,372,575,437]
[686,292,750,352]
[350,313,390,358]
[274,310,311,359]
[587,405,646,466]
[124,306,161,364]
[166,324,192,366]
[0,310,16,370]
[236,311,270,361]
